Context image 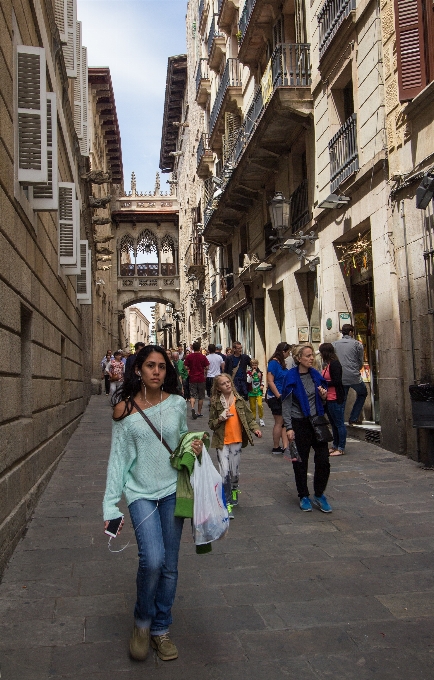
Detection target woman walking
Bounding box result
[101,351,112,395]
[209,374,261,518]
[109,350,125,396]
[266,342,291,454]
[103,346,203,662]
[319,343,346,456]
[281,344,332,513]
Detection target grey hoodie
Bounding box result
[332,336,364,385]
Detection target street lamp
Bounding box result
[269,192,291,231]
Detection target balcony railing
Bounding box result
[209,58,242,134]
[195,58,210,96]
[290,179,310,233]
[197,132,212,168]
[329,113,359,192]
[207,14,224,55]
[239,0,257,44]
[204,44,311,222]
[185,240,206,271]
[318,0,356,59]
[120,262,176,277]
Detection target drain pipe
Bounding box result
[400,201,417,382]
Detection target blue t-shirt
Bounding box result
[267,359,288,398]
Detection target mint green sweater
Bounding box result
[103,395,188,520]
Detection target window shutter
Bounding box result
[80,46,89,156]
[32,93,58,211]
[394,0,427,101]
[77,240,92,304]
[73,22,83,138]
[62,199,81,275]
[54,0,68,44]
[58,182,78,265]
[15,45,47,184]
[63,0,77,78]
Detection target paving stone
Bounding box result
[0,616,84,649]
[271,595,392,629]
[238,626,357,659]
[308,649,433,679]
[0,646,52,680]
[375,591,434,618]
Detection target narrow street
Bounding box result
[1,396,434,679]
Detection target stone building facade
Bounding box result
[0,0,122,576]
[120,306,150,349]
[176,0,434,461]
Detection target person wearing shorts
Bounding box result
[184,342,209,419]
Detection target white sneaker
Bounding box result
[259,419,265,426]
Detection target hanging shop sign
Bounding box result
[338,312,352,330]
[336,232,372,276]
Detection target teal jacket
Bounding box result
[170,430,210,518]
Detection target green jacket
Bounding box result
[170,430,210,518]
[176,359,189,381]
[208,395,259,449]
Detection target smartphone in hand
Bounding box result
[105,516,124,538]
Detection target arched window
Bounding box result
[119,234,135,276]
[160,233,176,276]
[136,229,159,277]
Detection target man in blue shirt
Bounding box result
[224,341,251,400]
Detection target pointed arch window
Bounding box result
[136,229,159,276]
[119,234,135,276]
[160,233,177,276]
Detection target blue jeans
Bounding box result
[128,493,184,635]
[326,401,347,451]
[344,382,368,423]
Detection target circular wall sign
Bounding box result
[326,318,332,330]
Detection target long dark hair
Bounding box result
[111,345,180,419]
[269,342,291,368]
[318,342,338,364]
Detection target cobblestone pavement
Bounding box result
[1,395,434,679]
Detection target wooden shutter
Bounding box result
[73,24,89,156]
[394,0,427,101]
[77,240,92,304]
[62,199,81,275]
[58,182,78,265]
[32,93,58,211]
[80,46,89,156]
[54,0,68,44]
[15,45,47,184]
[63,0,77,78]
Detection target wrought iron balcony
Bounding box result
[271,43,311,87]
[185,239,206,277]
[209,58,242,134]
[290,179,310,233]
[207,14,225,56]
[120,262,176,277]
[197,133,213,175]
[238,0,257,44]
[329,113,359,192]
[195,58,210,106]
[318,0,356,59]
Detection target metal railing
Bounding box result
[161,263,176,276]
[204,44,311,225]
[290,179,310,233]
[318,0,356,59]
[185,240,205,270]
[137,263,159,277]
[329,113,359,192]
[207,14,224,55]
[197,133,211,168]
[120,263,169,277]
[239,0,257,44]
[209,58,242,133]
[195,58,210,96]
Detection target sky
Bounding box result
[77,0,187,329]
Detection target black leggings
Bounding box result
[291,417,330,498]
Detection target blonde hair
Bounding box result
[292,343,315,365]
[250,358,259,365]
[210,373,240,405]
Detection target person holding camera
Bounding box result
[281,344,332,513]
[103,345,203,663]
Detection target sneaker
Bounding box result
[227,503,234,519]
[299,496,312,512]
[196,413,204,418]
[191,408,197,419]
[151,633,178,661]
[272,447,284,455]
[312,494,332,513]
[259,419,265,426]
[231,489,240,506]
[129,625,150,661]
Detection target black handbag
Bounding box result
[309,414,333,443]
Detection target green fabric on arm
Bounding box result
[170,430,210,518]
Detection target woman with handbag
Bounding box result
[103,346,203,663]
[266,342,292,454]
[281,344,332,513]
[319,343,346,456]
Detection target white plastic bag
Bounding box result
[191,446,229,545]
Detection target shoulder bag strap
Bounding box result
[132,400,173,455]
